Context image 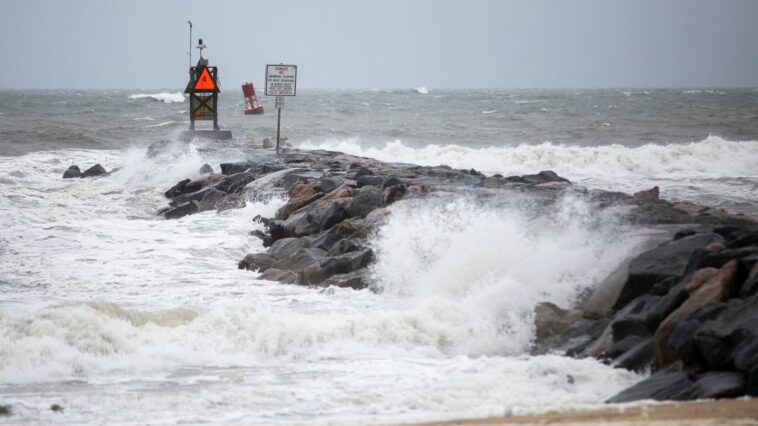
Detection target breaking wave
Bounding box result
[128,92,185,103]
[296,135,758,179]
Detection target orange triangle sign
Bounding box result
[194,67,216,91]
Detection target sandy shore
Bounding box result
[404,398,758,425]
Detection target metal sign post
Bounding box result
[265,64,297,155]
[275,96,284,154]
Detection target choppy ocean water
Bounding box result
[0,88,756,424]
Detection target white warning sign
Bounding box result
[265,64,297,96]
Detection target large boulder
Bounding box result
[215,171,255,193]
[606,366,693,403]
[533,302,583,342]
[695,293,758,372]
[163,201,199,219]
[654,262,738,366]
[687,371,747,399]
[521,170,570,185]
[62,165,81,179]
[346,186,383,218]
[276,182,323,220]
[80,164,107,178]
[613,233,725,310]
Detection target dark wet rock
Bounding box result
[220,162,255,175]
[613,337,654,371]
[238,253,276,272]
[674,229,697,240]
[215,171,255,193]
[276,182,323,220]
[198,188,228,211]
[589,189,633,203]
[627,202,696,225]
[269,248,326,273]
[356,175,384,187]
[633,186,660,201]
[316,177,343,193]
[318,270,368,290]
[667,302,733,366]
[695,293,758,372]
[606,366,693,403]
[687,371,747,399]
[199,163,214,174]
[304,249,373,284]
[604,335,649,360]
[654,262,738,366]
[282,171,324,191]
[729,231,758,249]
[80,164,107,178]
[259,268,298,284]
[309,233,345,252]
[164,200,199,219]
[50,404,63,412]
[693,248,757,271]
[612,316,652,342]
[0,404,10,416]
[346,186,383,218]
[521,170,570,185]
[62,165,81,179]
[268,237,313,259]
[383,184,408,205]
[164,179,191,198]
[382,176,403,188]
[740,263,758,298]
[613,233,725,310]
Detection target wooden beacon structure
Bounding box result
[178,38,232,142]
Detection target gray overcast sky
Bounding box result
[2,0,757,90]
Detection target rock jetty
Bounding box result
[157,147,758,404]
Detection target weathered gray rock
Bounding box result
[199,163,214,174]
[62,165,81,179]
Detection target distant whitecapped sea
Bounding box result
[0,88,756,424]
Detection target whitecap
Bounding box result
[129,92,185,103]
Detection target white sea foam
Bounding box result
[415,86,429,94]
[0,146,647,423]
[128,92,185,103]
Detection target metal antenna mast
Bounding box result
[187,20,193,68]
